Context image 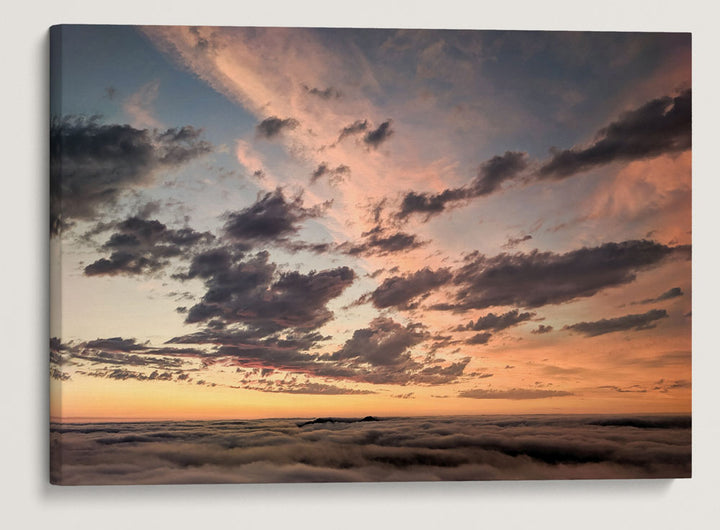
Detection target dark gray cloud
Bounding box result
[50,414,690,484]
[50,116,212,235]
[396,151,528,220]
[322,317,468,385]
[531,324,554,335]
[363,120,394,148]
[539,90,691,179]
[436,240,687,311]
[180,249,355,332]
[83,368,175,382]
[465,332,492,345]
[82,337,147,352]
[309,163,350,185]
[166,317,467,388]
[337,119,369,142]
[632,287,684,305]
[597,385,647,394]
[502,235,532,250]
[565,309,669,337]
[255,116,300,139]
[50,337,71,380]
[458,388,574,400]
[458,309,534,332]
[49,337,212,385]
[338,225,426,257]
[329,317,426,367]
[366,267,453,310]
[84,217,215,276]
[222,188,328,246]
[241,381,373,395]
[301,84,341,99]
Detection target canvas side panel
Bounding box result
[49,24,64,485]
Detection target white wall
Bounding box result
[2,1,718,528]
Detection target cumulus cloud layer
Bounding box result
[50,414,691,485]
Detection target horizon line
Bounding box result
[50,410,693,425]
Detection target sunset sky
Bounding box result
[50,26,691,421]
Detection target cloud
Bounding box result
[502,235,532,250]
[301,84,341,99]
[84,217,215,276]
[329,317,426,367]
[255,116,300,139]
[309,163,350,185]
[222,188,329,246]
[597,385,647,394]
[396,151,528,220]
[85,368,175,382]
[242,381,374,395]
[458,309,534,332]
[319,317,469,385]
[337,119,369,142]
[458,388,574,400]
[338,225,426,257]
[436,239,687,311]
[531,324,554,334]
[50,116,212,235]
[465,332,492,345]
[539,90,691,179]
[565,308,669,337]
[363,120,394,148]
[365,267,453,310]
[51,415,690,484]
[180,249,355,332]
[631,287,684,305]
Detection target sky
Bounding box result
[49,25,691,421]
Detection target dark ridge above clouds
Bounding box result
[255,116,300,138]
[50,116,212,235]
[564,308,669,337]
[396,151,528,220]
[539,89,691,179]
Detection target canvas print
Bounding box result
[49,25,691,485]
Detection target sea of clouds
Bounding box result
[50,415,690,485]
